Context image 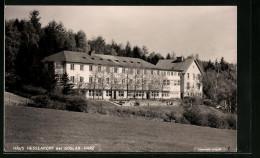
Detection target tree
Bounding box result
[64,29,77,51]
[75,30,89,52]
[132,46,142,58]
[88,36,106,54]
[29,10,42,34]
[171,51,176,59]
[60,72,73,94]
[40,20,68,57]
[166,53,171,59]
[187,54,195,59]
[5,20,21,88]
[220,57,229,71]
[125,41,133,57]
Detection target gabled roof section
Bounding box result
[43,50,165,70]
[156,58,204,74]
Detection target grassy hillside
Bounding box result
[5,104,237,152]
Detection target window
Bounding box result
[197,83,201,90]
[137,69,140,74]
[122,68,125,73]
[98,77,101,84]
[89,65,93,71]
[144,80,148,85]
[114,67,117,73]
[144,69,147,75]
[193,73,195,79]
[89,77,93,83]
[129,79,133,84]
[167,71,170,76]
[151,92,159,97]
[119,91,124,97]
[187,82,190,90]
[98,66,101,72]
[178,72,180,76]
[106,78,110,84]
[157,70,160,75]
[174,80,178,86]
[80,77,84,82]
[96,90,102,96]
[137,79,141,84]
[106,90,112,96]
[135,91,143,97]
[80,65,84,71]
[162,92,169,97]
[70,64,74,70]
[197,74,201,80]
[122,79,125,84]
[171,72,173,76]
[89,90,94,96]
[177,80,180,85]
[70,76,75,83]
[130,68,133,74]
[174,72,177,76]
[114,78,118,84]
[106,67,110,73]
[151,70,154,75]
[163,80,170,86]
[187,73,190,79]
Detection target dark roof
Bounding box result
[156,58,204,74]
[43,51,169,70]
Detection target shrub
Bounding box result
[182,97,203,106]
[226,114,237,130]
[65,96,88,112]
[206,113,221,128]
[175,115,190,124]
[22,85,47,97]
[183,105,203,125]
[31,95,51,108]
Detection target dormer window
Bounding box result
[83,57,86,59]
[137,62,141,64]
[130,61,133,63]
[100,58,103,60]
[91,57,95,60]
[115,60,119,62]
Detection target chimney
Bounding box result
[89,51,95,56]
[176,56,184,62]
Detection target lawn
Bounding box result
[4,104,237,152]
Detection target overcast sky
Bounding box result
[5,6,237,63]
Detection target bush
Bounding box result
[65,96,88,112]
[182,97,203,106]
[183,105,203,125]
[22,85,47,97]
[225,114,237,130]
[31,95,51,108]
[206,113,221,128]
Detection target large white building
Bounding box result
[44,51,203,100]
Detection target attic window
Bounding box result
[100,58,103,60]
[115,60,119,62]
[137,62,141,64]
[82,57,86,59]
[91,57,95,60]
[123,61,126,62]
[107,59,111,61]
[130,61,133,63]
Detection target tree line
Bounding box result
[5,10,237,113]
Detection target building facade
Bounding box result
[156,57,204,98]
[44,51,203,100]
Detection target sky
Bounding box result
[5,6,237,63]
